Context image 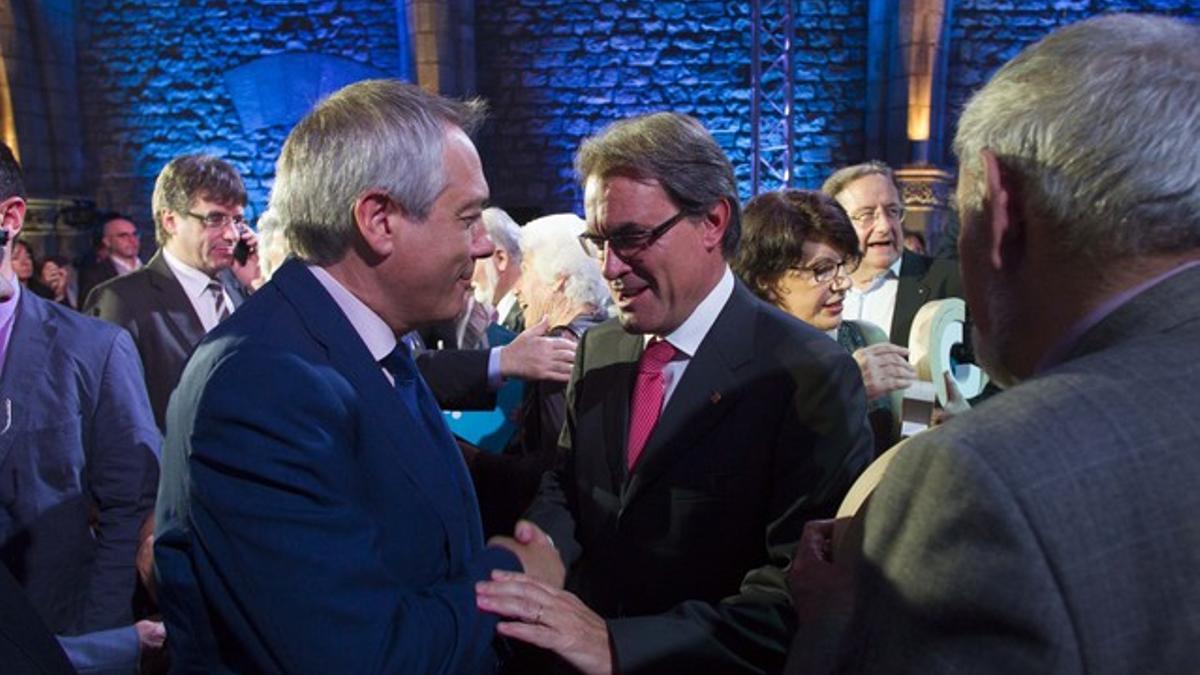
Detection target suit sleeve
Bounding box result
[80,329,160,631]
[415,348,497,410]
[83,284,137,341]
[164,347,518,674]
[610,343,875,674]
[521,332,587,569]
[835,434,1074,674]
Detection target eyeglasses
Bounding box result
[186,211,247,230]
[578,211,688,258]
[789,257,860,284]
[849,204,905,228]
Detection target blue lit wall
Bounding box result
[77,0,404,225]
[66,0,1199,229]
[474,0,870,217]
[946,0,1200,170]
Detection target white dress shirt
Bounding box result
[161,249,233,333]
[308,265,400,384]
[648,265,735,407]
[843,256,902,339]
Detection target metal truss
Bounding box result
[750,0,794,194]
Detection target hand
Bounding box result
[135,619,166,651]
[787,518,855,624]
[930,370,971,426]
[853,343,917,399]
[477,570,613,675]
[232,227,263,290]
[499,317,577,383]
[488,520,565,589]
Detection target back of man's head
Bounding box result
[270,78,486,266]
[575,112,742,258]
[481,207,522,266]
[0,142,25,203]
[955,13,1200,264]
[152,154,247,245]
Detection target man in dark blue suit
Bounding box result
[0,144,162,669]
[154,79,564,673]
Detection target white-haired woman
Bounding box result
[473,212,610,538]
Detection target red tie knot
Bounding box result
[639,339,676,373]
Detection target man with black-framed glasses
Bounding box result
[822,161,962,350]
[85,154,251,432]
[476,112,872,674]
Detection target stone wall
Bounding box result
[945,0,1200,167]
[77,0,404,227]
[474,0,871,218]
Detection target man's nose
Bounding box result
[470,222,496,259]
[600,243,629,280]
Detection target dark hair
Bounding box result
[152,154,246,245]
[0,142,25,202]
[734,189,860,307]
[37,254,69,276]
[575,112,741,258]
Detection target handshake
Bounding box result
[480,521,613,675]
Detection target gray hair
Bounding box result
[575,112,741,258]
[954,13,1200,264]
[520,213,610,311]
[482,207,522,267]
[256,209,291,282]
[269,79,486,265]
[821,160,901,201]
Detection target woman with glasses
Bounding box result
[734,189,913,454]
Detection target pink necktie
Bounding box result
[626,339,677,470]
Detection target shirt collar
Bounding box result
[161,247,218,301]
[111,256,142,275]
[647,265,735,357]
[496,290,518,323]
[307,265,397,362]
[853,255,902,294]
[1035,259,1200,373]
[0,272,22,327]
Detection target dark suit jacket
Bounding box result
[83,252,243,432]
[0,563,75,675]
[416,347,496,411]
[77,259,120,305]
[0,290,160,635]
[525,280,873,673]
[473,311,605,539]
[831,265,1200,673]
[890,250,962,348]
[154,259,521,673]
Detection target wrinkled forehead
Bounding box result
[583,172,669,233]
[837,173,901,211]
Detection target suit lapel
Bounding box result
[891,251,930,343]
[146,253,207,350]
[622,284,756,508]
[270,261,473,564]
[0,293,55,469]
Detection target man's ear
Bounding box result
[698,197,731,252]
[494,248,509,273]
[352,190,398,258]
[980,149,1025,271]
[1,197,27,238]
[160,209,179,239]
